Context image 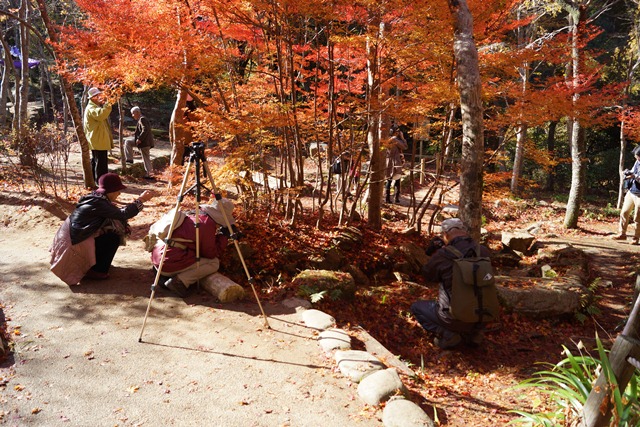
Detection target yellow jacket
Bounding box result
[83,101,113,150]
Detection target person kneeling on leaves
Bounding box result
[411,218,497,350]
[149,200,236,297]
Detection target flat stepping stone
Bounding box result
[335,350,385,382]
[301,309,335,330]
[382,397,434,427]
[357,368,407,405]
[318,328,352,352]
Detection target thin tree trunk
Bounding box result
[118,99,125,173]
[366,17,384,231]
[618,117,627,209]
[35,0,94,187]
[0,32,14,129]
[545,120,558,192]
[38,61,50,121]
[18,0,29,136]
[564,6,586,229]
[511,123,527,194]
[448,0,485,240]
[169,88,189,166]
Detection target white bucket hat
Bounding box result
[88,87,102,99]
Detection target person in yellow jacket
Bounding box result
[83,87,113,181]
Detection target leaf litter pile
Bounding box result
[1,169,638,426]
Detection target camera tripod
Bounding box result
[138,143,270,342]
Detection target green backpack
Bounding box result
[445,245,500,323]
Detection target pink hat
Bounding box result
[97,173,126,194]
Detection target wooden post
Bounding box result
[581,290,640,427]
[420,158,425,185]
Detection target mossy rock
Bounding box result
[292,269,356,300]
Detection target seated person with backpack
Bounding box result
[148,198,237,297]
[411,218,498,349]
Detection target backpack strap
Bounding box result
[444,245,463,258]
[444,244,478,259]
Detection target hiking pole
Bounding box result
[138,153,196,342]
[199,151,271,329]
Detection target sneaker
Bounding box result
[612,234,627,240]
[162,277,188,297]
[83,269,109,280]
[434,331,462,349]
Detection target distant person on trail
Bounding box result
[83,87,113,182]
[50,173,154,284]
[124,106,155,180]
[411,218,494,350]
[384,128,407,204]
[613,145,640,245]
[147,199,236,297]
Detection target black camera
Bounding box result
[425,236,445,256]
[624,169,634,177]
[183,142,206,161]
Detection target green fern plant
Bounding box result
[509,335,640,426]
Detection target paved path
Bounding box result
[0,216,381,426]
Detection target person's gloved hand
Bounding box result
[425,236,445,256]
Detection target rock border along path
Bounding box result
[293,301,435,427]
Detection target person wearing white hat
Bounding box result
[83,87,113,181]
[410,218,492,349]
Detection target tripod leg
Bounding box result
[201,159,271,329]
[138,157,195,342]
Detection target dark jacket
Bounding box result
[422,235,492,323]
[134,115,154,148]
[629,160,640,196]
[69,192,141,244]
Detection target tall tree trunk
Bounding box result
[18,0,29,134]
[366,17,384,231]
[38,61,50,121]
[511,122,527,194]
[564,6,586,229]
[510,4,530,196]
[34,0,94,187]
[0,32,14,129]
[169,88,189,166]
[448,0,485,240]
[545,120,558,192]
[618,117,628,209]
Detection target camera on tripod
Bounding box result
[183,142,206,161]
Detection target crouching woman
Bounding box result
[149,199,235,297]
[50,173,154,284]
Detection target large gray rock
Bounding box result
[382,396,434,427]
[496,275,586,318]
[501,231,536,253]
[318,328,352,352]
[357,368,407,405]
[301,309,336,330]
[344,264,370,287]
[292,269,356,300]
[396,242,428,272]
[335,350,385,383]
